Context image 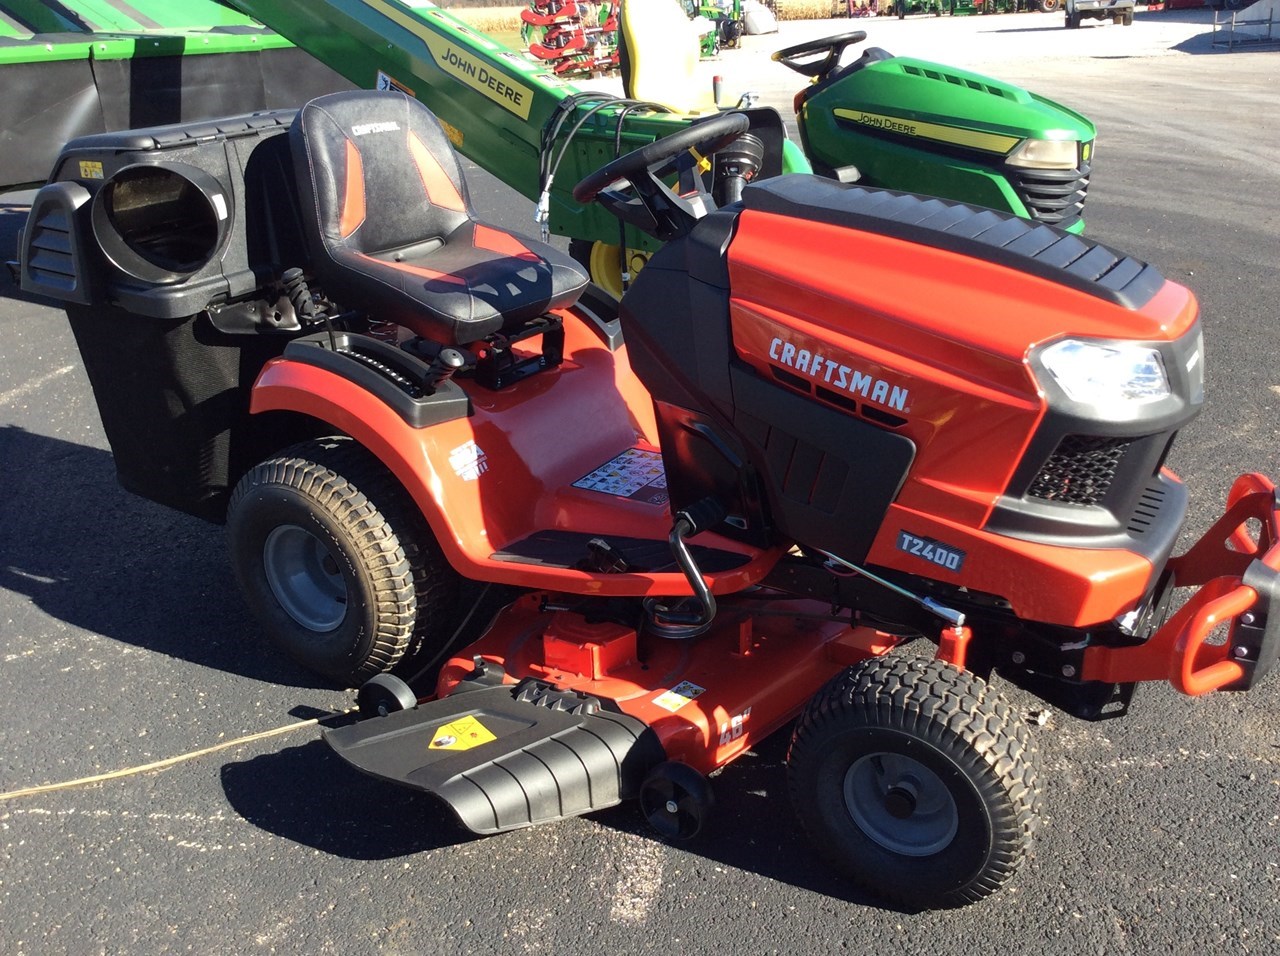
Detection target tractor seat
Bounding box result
[290,91,587,346]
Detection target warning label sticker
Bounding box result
[652,681,706,713]
[429,715,497,751]
[573,448,668,505]
[376,70,415,97]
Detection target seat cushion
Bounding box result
[338,220,590,344]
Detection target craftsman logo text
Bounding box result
[769,337,909,412]
[351,121,400,136]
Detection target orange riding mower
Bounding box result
[17,94,1277,908]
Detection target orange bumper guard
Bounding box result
[1084,474,1280,696]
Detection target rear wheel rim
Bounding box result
[262,524,347,632]
[844,751,959,857]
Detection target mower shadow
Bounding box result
[220,739,476,859]
[0,424,325,688]
[218,718,907,909]
[596,729,917,914]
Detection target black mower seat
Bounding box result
[290,90,587,346]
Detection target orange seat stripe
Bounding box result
[409,131,467,213]
[339,138,366,239]
[473,224,540,262]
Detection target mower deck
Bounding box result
[328,593,903,832]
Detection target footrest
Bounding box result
[324,681,665,833]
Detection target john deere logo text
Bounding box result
[833,108,1020,155]
[769,337,909,413]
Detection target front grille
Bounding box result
[1009,159,1091,227]
[1027,434,1130,506]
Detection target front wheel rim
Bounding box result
[844,751,959,857]
[587,241,650,299]
[262,524,347,632]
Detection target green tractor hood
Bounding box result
[801,55,1097,232]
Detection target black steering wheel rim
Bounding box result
[571,112,751,206]
[771,30,868,80]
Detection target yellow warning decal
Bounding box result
[429,715,497,751]
[363,0,533,120]
[833,108,1020,155]
[652,680,706,714]
[79,160,104,180]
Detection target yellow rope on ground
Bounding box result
[0,713,347,802]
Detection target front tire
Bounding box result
[787,657,1040,908]
[227,437,457,686]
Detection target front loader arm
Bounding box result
[222,0,691,245]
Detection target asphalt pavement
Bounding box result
[1,9,1278,955]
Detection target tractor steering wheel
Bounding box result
[772,30,868,82]
[571,112,751,242]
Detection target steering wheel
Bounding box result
[571,112,751,241]
[771,30,867,82]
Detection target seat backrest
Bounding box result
[619,0,717,115]
[290,90,473,259]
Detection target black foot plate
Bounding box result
[324,680,664,833]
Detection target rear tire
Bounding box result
[1066,11,1081,26]
[227,437,457,686]
[1038,0,1061,11]
[787,656,1040,908]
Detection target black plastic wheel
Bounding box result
[227,437,458,687]
[639,761,714,840]
[787,656,1040,908]
[357,673,419,718]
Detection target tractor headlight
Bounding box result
[1040,339,1171,406]
[1005,138,1079,170]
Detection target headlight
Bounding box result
[1040,339,1171,406]
[1005,138,1079,170]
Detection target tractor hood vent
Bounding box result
[900,63,1010,99]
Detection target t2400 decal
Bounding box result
[898,531,965,573]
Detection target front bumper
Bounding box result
[1070,0,1135,10]
[1084,474,1280,695]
